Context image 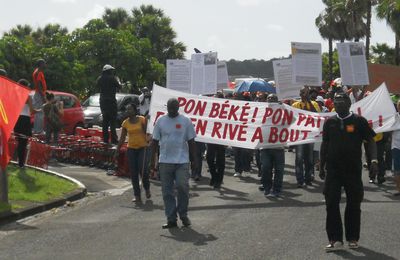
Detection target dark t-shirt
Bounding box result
[322,113,375,172]
[96,74,120,101]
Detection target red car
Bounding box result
[31,90,85,135]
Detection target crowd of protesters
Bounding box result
[3,61,400,249]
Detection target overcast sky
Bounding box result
[0,0,395,61]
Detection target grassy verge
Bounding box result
[0,164,78,214]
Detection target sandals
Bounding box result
[348,241,359,249]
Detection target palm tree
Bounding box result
[366,1,379,61]
[102,8,130,29]
[344,0,369,42]
[376,0,400,65]
[316,10,335,81]
[5,24,33,39]
[316,0,348,81]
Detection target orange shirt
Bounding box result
[32,68,47,95]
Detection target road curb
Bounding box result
[0,164,87,226]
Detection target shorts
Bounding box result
[392,148,400,175]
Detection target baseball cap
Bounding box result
[316,96,325,103]
[103,64,115,71]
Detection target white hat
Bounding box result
[316,96,325,103]
[102,64,115,71]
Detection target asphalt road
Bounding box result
[0,151,399,260]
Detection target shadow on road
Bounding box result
[120,200,164,211]
[189,200,325,211]
[161,227,218,246]
[0,222,38,232]
[331,246,398,260]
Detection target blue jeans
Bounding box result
[127,148,149,197]
[159,163,190,222]
[260,149,285,194]
[295,143,314,184]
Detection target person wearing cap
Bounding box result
[320,92,378,251]
[139,87,151,117]
[96,64,121,144]
[316,96,329,113]
[32,59,47,134]
[0,68,7,77]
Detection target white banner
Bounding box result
[148,83,400,149]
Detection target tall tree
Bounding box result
[365,1,379,61]
[130,5,186,64]
[344,0,368,42]
[370,43,396,64]
[316,0,348,81]
[102,8,130,30]
[316,9,335,81]
[4,24,33,39]
[376,0,400,65]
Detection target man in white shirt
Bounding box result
[150,98,198,229]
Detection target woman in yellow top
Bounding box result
[117,104,150,203]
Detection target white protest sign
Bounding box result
[291,42,322,86]
[217,61,229,90]
[166,59,191,93]
[191,52,218,95]
[149,83,399,149]
[337,42,370,86]
[273,59,302,100]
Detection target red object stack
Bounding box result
[26,140,51,169]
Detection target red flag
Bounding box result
[0,76,31,169]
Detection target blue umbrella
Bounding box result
[235,80,276,93]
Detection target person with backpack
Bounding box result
[43,92,63,145]
[116,104,151,203]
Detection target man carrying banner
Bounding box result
[150,98,198,229]
[292,87,320,187]
[260,94,285,198]
[320,93,378,251]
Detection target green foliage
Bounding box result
[0,4,184,96]
[370,43,396,64]
[322,50,340,81]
